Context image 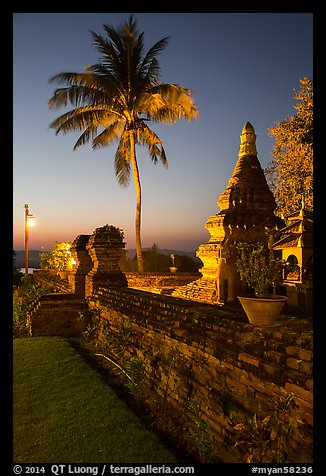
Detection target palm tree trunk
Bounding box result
[129,131,144,273]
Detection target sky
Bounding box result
[13,12,313,253]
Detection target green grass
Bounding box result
[13,337,179,463]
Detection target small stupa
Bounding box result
[272,197,313,309]
[173,122,283,304]
[273,197,313,283]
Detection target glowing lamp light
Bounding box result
[70,257,77,268]
[24,203,36,275]
[28,214,35,227]
[67,256,76,271]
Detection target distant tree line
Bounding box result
[119,244,201,273]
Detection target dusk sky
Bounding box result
[13,12,313,253]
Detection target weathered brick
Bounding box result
[286,357,302,370]
[300,361,313,375]
[259,361,281,376]
[238,352,260,367]
[305,379,313,391]
[298,349,312,361]
[299,410,313,427]
[285,345,299,356]
[263,350,287,365]
[225,376,248,394]
[285,383,313,405]
[220,360,235,371]
[229,365,249,380]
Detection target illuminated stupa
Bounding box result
[173,122,283,304]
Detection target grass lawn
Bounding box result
[13,337,179,463]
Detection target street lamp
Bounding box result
[24,204,35,275]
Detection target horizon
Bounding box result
[13,246,199,254]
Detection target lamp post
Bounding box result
[24,204,35,275]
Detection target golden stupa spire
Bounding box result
[238,122,257,157]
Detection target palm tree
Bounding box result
[48,15,199,272]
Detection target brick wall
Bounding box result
[28,293,87,337]
[125,272,201,294]
[87,286,313,463]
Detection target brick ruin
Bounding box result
[84,224,128,297]
[68,234,92,297]
[172,122,284,304]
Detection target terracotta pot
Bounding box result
[169,267,178,274]
[238,295,287,326]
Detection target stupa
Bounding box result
[172,122,283,304]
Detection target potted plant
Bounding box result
[236,240,287,326]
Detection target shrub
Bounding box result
[13,276,51,337]
[236,241,284,297]
[41,241,72,271]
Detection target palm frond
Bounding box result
[138,37,170,82]
[136,92,166,116]
[49,105,120,136]
[115,132,131,186]
[49,85,94,109]
[148,83,199,123]
[92,121,124,150]
[48,72,82,86]
[49,73,122,110]
[138,124,168,167]
[89,30,122,75]
[73,125,99,150]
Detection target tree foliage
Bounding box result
[13,275,51,337]
[266,77,313,217]
[39,241,72,271]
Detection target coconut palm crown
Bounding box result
[48,15,199,272]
